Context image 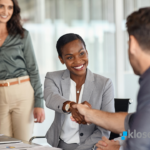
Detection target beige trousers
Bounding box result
[0,76,34,141]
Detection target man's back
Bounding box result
[125,67,150,150]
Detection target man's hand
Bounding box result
[96,136,120,150]
[33,107,45,123]
[70,102,87,124]
[62,101,86,124]
[72,103,91,123]
[70,102,92,124]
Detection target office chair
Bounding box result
[29,136,45,142]
[29,98,131,142]
[109,98,131,140]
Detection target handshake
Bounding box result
[62,101,92,124]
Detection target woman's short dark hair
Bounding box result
[56,33,86,57]
[126,7,150,51]
[7,0,24,38]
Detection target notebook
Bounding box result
[0,135,21,144]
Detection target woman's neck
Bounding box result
[70,73,86,87]
[0,23,8,34]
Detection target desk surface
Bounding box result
[0,135,39,146]
[22,139,40,146]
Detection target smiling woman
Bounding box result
[0,0,24,39]
[58,39,88,82]
[44,33,115,150]
[0,0,45,142]
[0,0,13,22]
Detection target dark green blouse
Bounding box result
[0,29,44,108]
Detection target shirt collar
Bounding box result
[70,79,76,86]
[139,67,150,84]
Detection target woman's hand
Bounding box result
[70,101,92,124]
[82,101,92,108]
[33,108,45,123]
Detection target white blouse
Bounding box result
[60,79,84,144]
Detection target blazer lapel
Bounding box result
[61,69,70,100]
[81,68,95,104]
[80,69,95,129]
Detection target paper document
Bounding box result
[0,142,36,150]
[0,135,21,144]
[0,143,62,150]
[29,146,62,150]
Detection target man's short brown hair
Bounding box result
[126,7,150,52]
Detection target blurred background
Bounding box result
[18,0,150,145]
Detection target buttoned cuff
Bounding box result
[34,98,44,108]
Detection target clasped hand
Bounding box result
[70,101,91,124]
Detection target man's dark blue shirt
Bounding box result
[124,67,150,150]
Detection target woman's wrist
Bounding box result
[62,101,76,112]
[62,101,71,112]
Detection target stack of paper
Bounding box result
[28,146,62,150]
[0,135,21,144]
[0,142,36,150]
[0,135,62,150]
[0,143,62,150]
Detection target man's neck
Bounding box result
[139,53,150,75]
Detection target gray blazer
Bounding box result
[44,69,115,150]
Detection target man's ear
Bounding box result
[129,35,140,55]
[59,56,64,64]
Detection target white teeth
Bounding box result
[1,16,7,18]
[74,65,83,69]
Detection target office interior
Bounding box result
[18,0,150,145]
